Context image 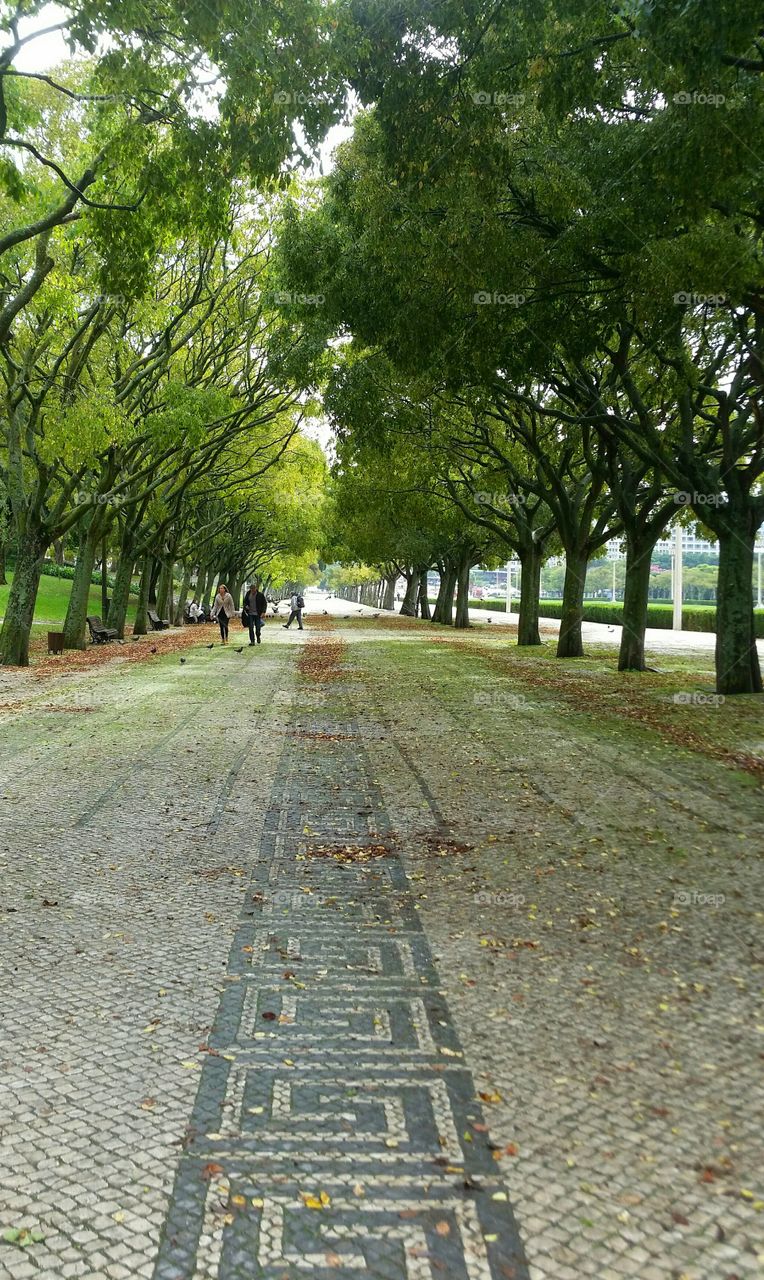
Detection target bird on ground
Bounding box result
[150,646,157,653]
[206,643,214,649]
[323,609,329,615]
[487,617,492,623]
[372,612,380,618]
[233,646,244,653]
[180,657,186,664]
[357,608,363,613]
[343,615,350,619]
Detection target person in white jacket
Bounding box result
[210,583,235,644]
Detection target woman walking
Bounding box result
[211,582,235,645]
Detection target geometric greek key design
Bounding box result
[153,710,529,1280]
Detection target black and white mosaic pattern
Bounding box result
[153,711,529,1280]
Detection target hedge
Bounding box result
[469,596,764,638]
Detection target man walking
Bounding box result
[282,590,304,631]
[242,580,268,645]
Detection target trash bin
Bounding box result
[47,631,65,655]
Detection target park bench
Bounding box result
[148,608,170,631]
[87,615,118,644]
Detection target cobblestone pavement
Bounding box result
[0,618,762,1280]
[0,628,527,1279]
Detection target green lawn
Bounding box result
[0,571,137,632]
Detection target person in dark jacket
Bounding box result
[242,580,268,645]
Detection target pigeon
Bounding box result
[487,617,492,623]
[180,657,186,664]
[234,646,244,653]
[372,612,380,618]
[206,643,214,649]
[150,646,157,653]
[343,615,350,619]
[323,610,329,615]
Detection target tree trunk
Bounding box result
[715,523,762,695]
[418,569,431,620]
[148,559,160,605]
[62,514,103,649]
[382,576,396,610]
[133,557,152,636]
[517,543,542,646]
[52,539,65,566]
[107,542,135,638]
[618,533,656,672]
[399,572,418,616]
[432,569,448,623]
[455,553,471,629]
[156,561,171,620]
[200,567,215,611]
[174,565,192,625]
[438,563,457,625]
[0,541,6,585]
[557,550,587,658]
[166,563,175,624]
[100,534,109,617]
[0,528,46,666]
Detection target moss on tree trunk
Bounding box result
[0,531,45,666]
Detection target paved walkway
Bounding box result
[0,615,761,1279]
[0,628,527,1280]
